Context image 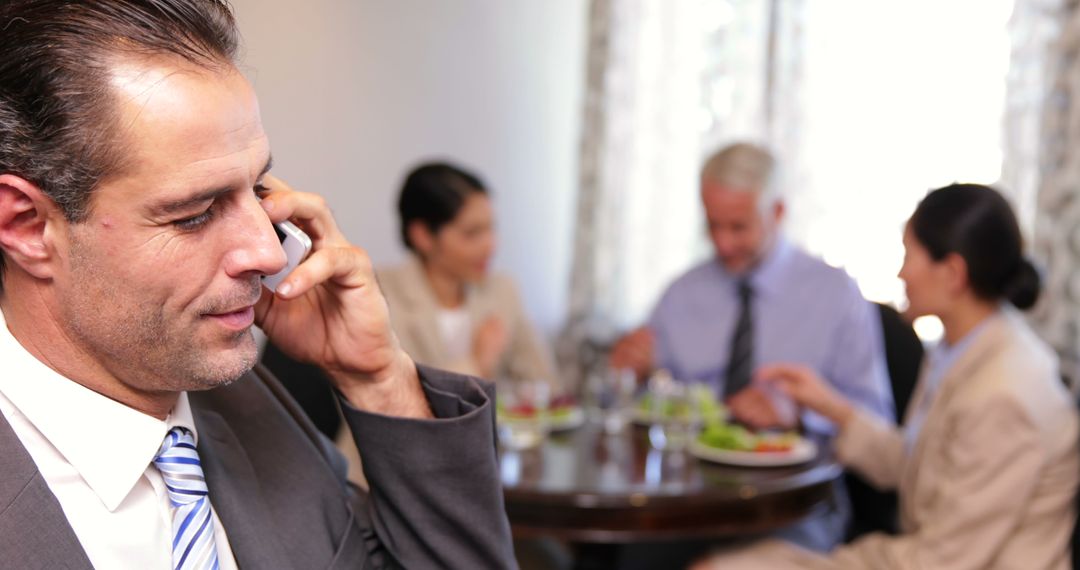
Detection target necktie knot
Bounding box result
[154,426,220,569]
[154,427,208,508]
[737,279,754,303]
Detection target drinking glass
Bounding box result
[584,367,637,434]
[647,379,703,451]
[497,379,551,450]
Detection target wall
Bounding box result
[231,0,587,332]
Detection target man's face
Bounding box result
[701,183,780,274]
[53,58,285,394]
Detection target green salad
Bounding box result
[697,422,756,451]
[697,423,799,452]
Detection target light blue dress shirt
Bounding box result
[649,238,895,433]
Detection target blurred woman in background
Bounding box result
[378,161,556,385]
[695,183,1079,570]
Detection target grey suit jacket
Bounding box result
[0,364,517,569]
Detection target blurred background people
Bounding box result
[696,183,1080,570]
[609,143,894,556]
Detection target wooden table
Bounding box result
[501,420,842,544]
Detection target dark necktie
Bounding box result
[723,279,754,398]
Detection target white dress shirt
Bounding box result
[0,310,239,570]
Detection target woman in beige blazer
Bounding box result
[379,161,555,385]
[695,183,1080,570]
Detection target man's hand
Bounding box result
[473,316,508,379]
[755,364,854,428]
[609,326,655,380]
[254,176,431,418]
[726,385,798,430]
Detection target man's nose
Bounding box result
[714,231,738,256]
[224,197,288,279]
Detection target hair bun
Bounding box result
[1005,258,1041,310]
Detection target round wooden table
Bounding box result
[501,420,842,543]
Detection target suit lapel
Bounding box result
[193,407,294,570]
[0,409,93,569]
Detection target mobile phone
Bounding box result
[263,219,313,291]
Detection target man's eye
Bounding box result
[173,207,215,231]
[254,182,271,195]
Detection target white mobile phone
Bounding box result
[263,219,313,291]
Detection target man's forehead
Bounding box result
[702,180,755,194]
[701,181,762,202]
[108,58,263,161]
[89,56,269,213]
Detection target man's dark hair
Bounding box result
[0,0,240,291]
[397,162,489,254]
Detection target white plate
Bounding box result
[689,437,817,467]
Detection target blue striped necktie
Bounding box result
[154,427,221,570]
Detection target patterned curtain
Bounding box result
[1005,0,1080,387]
[558,0,804,388]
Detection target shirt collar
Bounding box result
[0,308,198,512]
[404,252,479,308]
[713,237,792,298]
[925,308,1000,389]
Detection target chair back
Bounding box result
[845,303,924,541]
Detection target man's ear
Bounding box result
[0,174,63,281]
[771,199,785,224]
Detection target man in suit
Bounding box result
[0,1,516,569]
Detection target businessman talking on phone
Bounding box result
[0,1,515,568]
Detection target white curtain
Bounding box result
[1005,0,1080,387]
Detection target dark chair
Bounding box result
[260,341,341,440]
[844,303,924,540]
[1072,485,1080,570]
[877,303,923,421]
[1072,393,1080,569]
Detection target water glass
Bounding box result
[497,379,551,450]
[647,380,702,451]
[584,367,637,434]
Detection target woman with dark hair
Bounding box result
[694,184,1079,570]
[377,161,555,383]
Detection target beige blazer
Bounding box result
[712,308,1080,570]
[377,256,556,385]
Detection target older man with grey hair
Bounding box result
[611,142,894,555]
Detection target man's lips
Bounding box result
[203,305,255,331]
